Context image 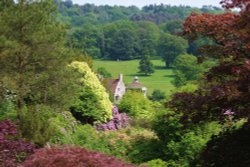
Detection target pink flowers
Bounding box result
[223,109,235,116]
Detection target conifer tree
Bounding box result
[138,55,154,75]
[0,0,79,121]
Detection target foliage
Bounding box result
[69,61,112,124]
[0,120,36,167]
[67,24,102,58]
[17,106,78,146]
[187,37,214,56]
[200,123,250,167]
[136,21,160,56]
[138,55,155,75]
[170,0,250,124]
[152,109,183,143]
[157,33,188,67]
[59,2,222,26]
[59,121,160,163]
[0,100,16,121]
[163,20,183,34]
[0,0,79,127]
[60,124,112,153]
[118,91,153,120]
[152,109,221,166]
[60,2,223,61]
[146,159,169,167]
[163,122,221,166]
[22,145,136,167]
[171,83,198,94]
[19,105,60,146]
[97,67,112,78]
[127,129,162,164]
[103,22,141,60]
[172,54,210,87]
[149,89,166,101]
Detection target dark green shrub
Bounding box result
[0,100,16,121]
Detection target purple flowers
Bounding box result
[97,106,129,131]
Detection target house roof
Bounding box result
[103,78,119,94]
[127,76,145,89]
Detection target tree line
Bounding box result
[58,1,222,66]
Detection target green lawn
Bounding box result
[93,60,176,95]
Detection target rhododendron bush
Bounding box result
[22,146,136,167]
[97,106,129,131]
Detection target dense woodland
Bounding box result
[57,1,221,61]
[1,0,250,167]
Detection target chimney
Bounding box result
[119,74,123,81]
[134,76,139,82]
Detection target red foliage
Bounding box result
[22,146,136,167]
[0,120,36,167]
[170,0,250,123]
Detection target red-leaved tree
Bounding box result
[0,120,36,167]
[22,146,136,167]
[169,0,250,123]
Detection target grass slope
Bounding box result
[93,60,175,95]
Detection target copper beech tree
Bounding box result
[169,0,250,123]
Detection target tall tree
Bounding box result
[169,0,250,123]
[0,0,78,121]
[172,54,204,87]
[109,28,140,60]
[157,33,188,68]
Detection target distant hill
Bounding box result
[57,1,223,26]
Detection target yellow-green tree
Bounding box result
[69,61,112,124]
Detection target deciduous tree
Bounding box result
[169,0,250,123]
[157,33,188,68]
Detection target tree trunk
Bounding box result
[165,61,170,68]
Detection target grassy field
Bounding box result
[93,60,176,95]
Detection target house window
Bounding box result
[115,95,119,102]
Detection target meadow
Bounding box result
[93,60,176,95]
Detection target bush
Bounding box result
[146,159,168,167]
[118,91,153,120]
[152,109,221,166]
[19,105,58,146]
[19,105,79,146]
[22,146,136,167]
[97,67,112,78]
[172,54,203,87]
[149,89,166,101]
[200,123,250,167]
[69,61,113,124]
[0,120,36,167]
[0,100,16,121]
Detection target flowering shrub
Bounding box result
[0,120,36,167]
[96,106,129,131]
[22,145,136,167]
